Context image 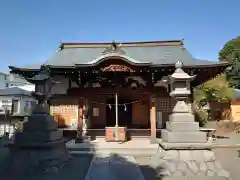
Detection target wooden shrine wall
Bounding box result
[132,102,149,127]
[50,98,79,127]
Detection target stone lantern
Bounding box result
[5,65,69,174]
[169,61,195,118]
[161,61,209,148]
[156,61,231,179]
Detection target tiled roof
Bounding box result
[43,41,226,67]
[9,40,228,69]
[0,87,32,96]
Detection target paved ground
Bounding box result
[213,148,240,180]
[1,146,240,180]
[135,156,160,180]
[206,121,240,148]
[213,132,240,148]
[1,133,240,180]
[0,145,93,180]
[85,154,145,180]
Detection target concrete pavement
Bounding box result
[84,155,145,180]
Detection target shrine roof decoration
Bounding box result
[9,39,229,72]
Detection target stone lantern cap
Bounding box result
[170,61,196,81]
[26,66,50,85]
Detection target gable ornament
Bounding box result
[102,41,126,55]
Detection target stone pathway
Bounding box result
[84,155,145,180]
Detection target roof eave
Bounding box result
[9,61,230,73]
[9,65,40,72]
[0,94,32,97]
[150,62,230,68]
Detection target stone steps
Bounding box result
[94,136,150,140]
[68,147,158,155]
[66,139,158,155]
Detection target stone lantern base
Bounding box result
[154,148,231,179]
[161,100,210,146]
[2,104,69,175]
[6,139,69,174]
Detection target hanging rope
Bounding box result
[77,95,155,106]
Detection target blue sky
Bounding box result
[0,0,239,73]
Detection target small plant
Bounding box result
[194,108,209,127]
[235,123,240,133]
[14,120,26,132]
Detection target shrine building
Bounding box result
[9,40,228,141]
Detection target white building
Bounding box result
[0,72,36,136]
[0,72,8,89]
[0,72,34,89]
[7,73,33,88]
[0,72,35,113]
[0,87,36,116]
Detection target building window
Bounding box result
[12,100,20,114]
[2,100,12,109]
[2,100,12,105]
[0,100,11,113]
[24,100,37,115]
[0,108,4,113]
[24,101,31,115]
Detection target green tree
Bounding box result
[219,36,240,63]
[193,37,240,125]
[219,36,240,88]
[194,74,233,104]
[193,74,234,125]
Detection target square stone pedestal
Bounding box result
[161,111,210,149]
[161,121,211,150]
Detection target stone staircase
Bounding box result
[66,138,159,156]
